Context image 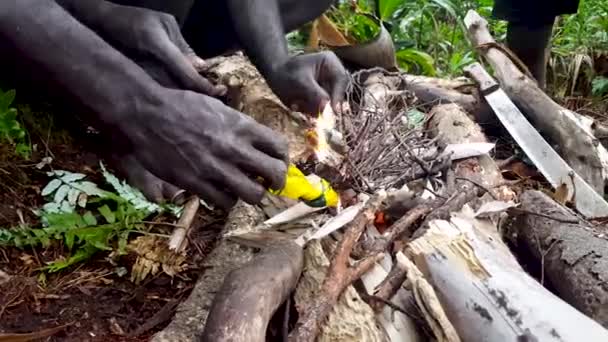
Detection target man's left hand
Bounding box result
[267,51,349,115]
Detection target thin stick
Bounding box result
[168,196,200,251]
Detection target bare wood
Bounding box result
[152,202,266,342]
[407,207,608,342]
[200,241,304,342]
[168,196,200,251]
[464,10,608,195]
[289,192,387,342]
[420,103,515,229]
[514,190,608,327]
[397,252,461,342]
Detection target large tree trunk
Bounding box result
[406,207,608,342]
[513,190,608,327]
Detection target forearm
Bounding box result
[226,0,289,77]
[55,0,112,27]
[0,0,158,125]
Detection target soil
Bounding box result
[0,100,225,341]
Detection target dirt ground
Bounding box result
[0,100,225,341]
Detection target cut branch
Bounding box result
[201,241,304,342]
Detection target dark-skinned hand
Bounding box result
[93,3,225,96]
[266,51,349,115]
[121,87,289,209]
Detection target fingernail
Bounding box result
[171,189,187,205]
[190,56,207,72]
[215,85,228,96]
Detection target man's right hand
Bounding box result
[121,87,289,209]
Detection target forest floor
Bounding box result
[0,70,607,341]
[0,101,226,341]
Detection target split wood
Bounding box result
[288,193,386,342]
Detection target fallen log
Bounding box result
[512,190,608,327]
[406,206,608,342]
[200,241,304,342]
[464,10,608,197]
[152,201,266,342]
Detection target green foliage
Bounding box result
[592,76,608,97]
[377,0,407,21]
[396,49,436,75]
[551,0,608,96]
[0,163,182,272]
[0,88,30,159]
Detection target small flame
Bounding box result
[313,103,336,163]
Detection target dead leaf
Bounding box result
[474,201,518,218]
[315,15,350,47]
[553,183,571,205]
[441,143,495,161]
[502,161,540,179]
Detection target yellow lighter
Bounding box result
[268,164,339,208]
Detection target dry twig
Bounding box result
[288,192,387,342]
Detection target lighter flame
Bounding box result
[314,103,336,163]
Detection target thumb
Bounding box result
[296,74,331,115]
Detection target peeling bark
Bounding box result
[514,190,608,327]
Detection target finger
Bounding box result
[245,123,290,163]
[235,144,287,191]
[297,73,331,115]
[216,161,267,205]
[186,178,237,210]
[330,73,349,113]
[171,31,209,73]
[153,36,225,96]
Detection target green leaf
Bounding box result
[117,231,129,255]
[378,0,405,21]
[67,189,80,206]
[0,89,16,110]
[98,205,116,224]
[72,181,106,197]
[396,49,437,76]
[592,76,608,96]
[54,184,70,203]
[65,229,75,250]
[42,202,61,214]
[31,229,51,247]
[46,245,98,273]
[41,179,62,196]
[60,172,87,183]
[406,109,426,128]
[82,211,97,226]
[429,0,458,18]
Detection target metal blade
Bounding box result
[484,89,608,218]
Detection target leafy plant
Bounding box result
[0,88,30,159]
[1,163,182,272]
[592,76,608,97]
